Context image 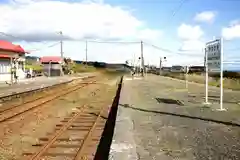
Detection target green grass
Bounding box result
[25,64,43,71]
[101,68,128,77]
[70,64,96,73]
[162,73,240,90]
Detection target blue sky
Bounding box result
[0,0,240,69]
[105,0,238,35]
[107,0,240,69]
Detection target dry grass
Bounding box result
[162,73,240,90]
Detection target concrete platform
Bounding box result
[0,73,95,98]
[109,75,240,159]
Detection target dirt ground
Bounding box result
[0,75,119,160]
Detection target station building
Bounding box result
[40,56,64,77]
[0,40,27,82]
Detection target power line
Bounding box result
[171,0,189,17]
[0,31,66,54]
[143,42,203,56]
[161,0,189,30]
[27,42,60,52]
[86,40,140,44]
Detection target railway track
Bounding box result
[0,76,95,102]
[23,95,110,160]
[0,76,97,123]
[22,76,123,160]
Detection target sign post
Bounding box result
[159,57,166,76]
[219,37,225,111]
[204,48,210,105]
[205,38,225,111]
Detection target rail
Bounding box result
[0,75,95,101]
[23,76,123,159]
[0,78,97,123]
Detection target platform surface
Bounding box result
[109,74,240,160]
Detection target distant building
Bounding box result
[189,66,205,73]
[0,40,27,82]
[171,65,186,73]
[162,67,171,72]
[40,56,63,77]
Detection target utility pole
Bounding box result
[159,57,166,76]
[59,31,63,60]
[59,31,64,76]
[140,41,144,77]
[85,40,88,66]
[133,53,136,72]
[159,57,162,76]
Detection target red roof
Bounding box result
[40,56,62,63]
[0,40,26,54]
[14,45,25,53]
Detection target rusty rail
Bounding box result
[23,98,109,159]
[22,76,123,160]
[0,76,96,114]
[0,79,97,123]
[0,76,95,101]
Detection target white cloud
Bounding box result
[180,40,204,51]
[0,0,164,65]
[0,0,207,67]
[177,23,204,40]
[0,0,161,42]
[222,20,240,40]
[177,23,204,53]
[194,11,217,23]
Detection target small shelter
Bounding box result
[40,56,63,77]
[0,40,27,82]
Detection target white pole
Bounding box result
[140,41,144,77]
[60,31,63,60]
[205,48,209,104]
[85,40,88,66]
[48,61,52,77]
[219,38,225,110]
[159,57,162,76]
[185,66,188,89]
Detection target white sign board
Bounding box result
[205,39,222,72]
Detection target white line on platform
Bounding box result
[125,77,143,81]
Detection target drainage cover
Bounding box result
[155,97,184,106]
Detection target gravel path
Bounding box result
[0,75,118,160]
[111,75,240,160]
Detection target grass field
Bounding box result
[162,72,240,90]
[70,63,97,73]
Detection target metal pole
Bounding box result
[10,57,13,85]
[85,40,88,66]
[59,31,64,76]
[140,41,144,77]
[60,31,63,60]
[48,61,51,77]
[159,57,162,76]
[205,48,209,104]
[220,38,225,110]
[185,66,188,89]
